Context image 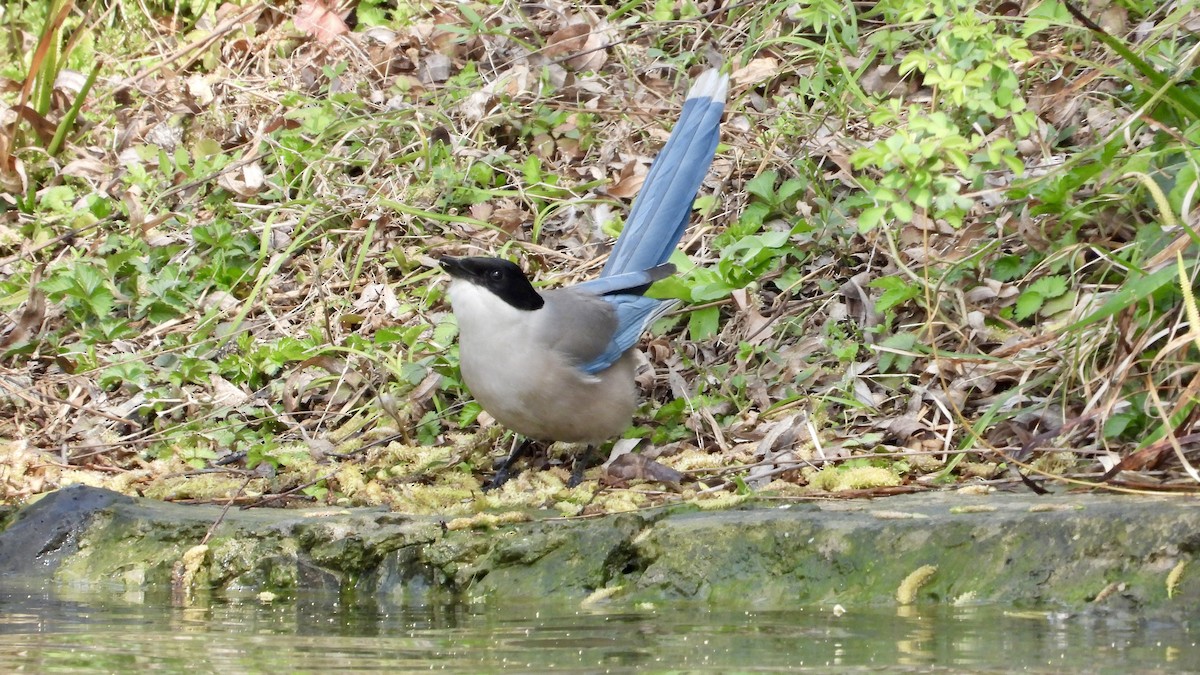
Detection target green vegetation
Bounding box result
[1,0,1197,510]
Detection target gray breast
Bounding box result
[455,292,636,443]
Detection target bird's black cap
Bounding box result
[440,256,545,311]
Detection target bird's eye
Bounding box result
[488,270,503,281]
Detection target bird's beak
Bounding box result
[439,256,466,278]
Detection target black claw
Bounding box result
[484,438,534,491]
[567,445,596,488]
[483,468,514,492]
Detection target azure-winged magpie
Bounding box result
[441,68,728,487]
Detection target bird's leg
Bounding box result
[567,445,596,488]
[484,436,533,491]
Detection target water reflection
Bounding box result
[0,582,1194,672]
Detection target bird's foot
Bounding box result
[567,445,596,488]
[483,437,533,491]
[483,467,515,491]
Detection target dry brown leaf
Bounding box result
[200,290,239,313]
[0,143,21,195]
[752,415,801,459]
[122,191,146,234]
[409,371,442,407]
[545,24,589,57]
[184,74,215,107]
[1186,5,1200,31]
[294,0,349,45]
[0,274,45,351]
[469,202,493,223]
[732,288,774,346]
[60,157,112,181]
[1097,4,1127,34]
[283,356,359,415]
[886,415,926,441]
[216,162,266,198]
[532,133,555,160]
[208,374,249,408]
[556,136,584,161]
[8,105,56,144]
[732,57,778,87]
[459,89,494,122]
[605,159,646,199]
[964,281,1002,303]
[544,22,607,71]
[241,162,265,191]
[492,205,528,233]
[459,66,532,120]
[602,453,684,486]
[859,64,910,98]
[354,282,402,319]
[418,53,453,84]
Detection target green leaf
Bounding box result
[432,315,459,347]
[871,276,921,314]
[1028,275,1068,299]
[651,0,675,21]
[890,199,914,222]
[857,206,888,232]
[688,305,720,341]
[285,106,337,135]
[830,339,859,362]
[38,273,74,295]
[1014,291,1043,321]
[99,362,151,389]
[523,155,542,184]
[758,230,791,249]
[39,185,76,213]
[745,171,779,203]
[1065,263,1184,332]
[375,326,419,347]
[1102,411,1137,439]
[1039,290,1077,317]
[737,201,770,231]
[690,269,737,302]
[991,254,1028,282]
[777,178,805,203]
[877,332,919,374]
[646,275,694,302]
[73,264,105,296]
[356,0,389,26]
[458,401,483,428]
[731,474,752,495]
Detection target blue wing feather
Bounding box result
[573,69,728,375]
[579,296,676,374]
[570,264,674,297]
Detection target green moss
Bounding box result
[140,473,262,502]
[1030,452,1080,476]
[810,465,902,491]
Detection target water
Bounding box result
[0,583,1194,672]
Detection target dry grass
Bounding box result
[1,0,1198,511]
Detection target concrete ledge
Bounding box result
[1,485,1196,619]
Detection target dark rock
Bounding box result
[0,485,133,577]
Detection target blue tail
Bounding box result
[601,68,729,278]
[572,68,728,375]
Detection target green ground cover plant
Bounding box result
[1,0,1197,513]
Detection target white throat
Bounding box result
[448,279,537,336]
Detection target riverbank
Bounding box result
[2,485,1194,620]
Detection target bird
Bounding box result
[440,68,728,488]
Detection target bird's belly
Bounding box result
[459,346,637,444]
